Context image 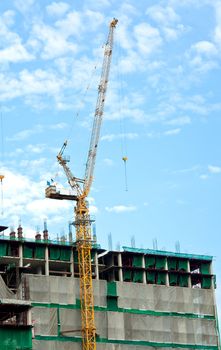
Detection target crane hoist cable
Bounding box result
[115,40,128,191]
[45,18,118,350]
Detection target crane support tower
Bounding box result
[45,18,118,350]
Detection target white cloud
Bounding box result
[0,68,65,101]
[146,5,186,41]
[0,43,34,63]
[14,0,35,14]
[7,123,68,142]
[19,158,47,172]
[101,133,138,142]
[31,22,79,59]
[208,165,221,174]
[133,23,162,55]
[146,5,180,25]
[214,1,221,47]
[49,122,68,130]
[26,198,70,217]
[55,11,83,37]
[164,128,181,136]
[7,125,43,141]
[1,168,72,235]
[166,116,191,126]
[187,40,219,73]
[0,11,34,63]
[193,41,218,56]
[86,0,110,8]
[46,2,70,17]
[200,174,208,180]
[103,158,114,166]
[105,205,137,213]
[26,144,46,154]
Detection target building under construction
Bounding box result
[0,225,220,350]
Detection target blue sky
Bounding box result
[0,0,221,317]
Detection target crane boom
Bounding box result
[84,18,118,196]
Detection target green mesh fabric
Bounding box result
[60,248,71,261]
[155,257,166,269]
[123,270,132,281]
[107,282,117,296]
[168,258,177,270]
[157,272,166,285]
[178,259,188,271]
[169,273,178,285]
[0,327,32,350]
[49,247,60,260]
[179,274,189,287]
[202,276,212,289]
[146,271,156,284]
[35,246,45,259]
[74,252,78,263]
[0,242,7,257]
[133,271,143,283]
[201,262,210,274]
[132,255,143,267]
[23,245,33,259]
[107,296,118,310]
[145,255,155,268]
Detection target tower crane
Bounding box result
[45,18,118,350]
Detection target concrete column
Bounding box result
[70,249,74,277]
[45,246,49,276]
[27,309,32,326]
[209,261,215,289]
[187,260,191,288]
[165,258,169,286]
[18,243,23,268]
[95,252,99,280]
[142,255,146,284]
[118,253,123,282]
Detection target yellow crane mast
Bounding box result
[45,18,118,350]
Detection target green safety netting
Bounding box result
[107,282,117,296]
[60,248,71,261]
[107,296,118,310]
[169,273,178,286]
[23,245,33,259]
[202,276,212,289]
[0,328,32,350]
[123,270,132,281]
[178,259,188,271]
[145,255,155,268]
[146,271,155,284]
[168,258,177,270]
[133,271,143,283]
[132,255,143,267]
[157,272,166,285]
[201,262,210,274]
[0,242,7,257]
[155,256,166,270]
[179,274,189,287]
[35,246,45,259]
[74,252,78,263]
[49,246,60,260]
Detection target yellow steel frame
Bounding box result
[75,197,96,350]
